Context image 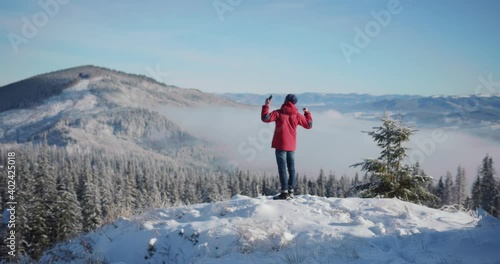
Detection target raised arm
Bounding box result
[298,108,313,129]
[261,104,279,123]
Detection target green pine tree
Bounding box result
[471,175,482,210]
[479,155,498,216]
[351,114,434,204]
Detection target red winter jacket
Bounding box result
[261,102,313,151]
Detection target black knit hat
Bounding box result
[285,94,298,105]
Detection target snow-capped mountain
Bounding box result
[0,65,242,168]
[41,195,500,264]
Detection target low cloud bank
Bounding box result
[158,106,500,187]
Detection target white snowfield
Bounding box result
[43,195,500,264]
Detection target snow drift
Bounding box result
[41,195,500,264]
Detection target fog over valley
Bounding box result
[160,105,500,188]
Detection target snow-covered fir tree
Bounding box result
[55,165,83,241]
[479,155,498,217]
[351,114,434,203]
[317,169,326,197]
[97,160,116,223]
[453,166,467,207]
[435,177,445,207]
[326,173,337,198]
[471,175,482,210]
[443,172,454,205]
[14,155,33,256]
[182,174,198,204]
[122,161,139,214]
[301,175,309,195]
[81,158,101,232]
[29,141,57,258]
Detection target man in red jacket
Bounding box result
[261,94,313,199]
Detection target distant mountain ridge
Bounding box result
[223,92,500,129]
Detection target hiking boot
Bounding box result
[273,192,289,200]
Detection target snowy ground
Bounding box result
[42,195,500,264]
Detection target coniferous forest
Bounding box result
[0,140,499,261]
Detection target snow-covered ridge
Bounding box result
[430,94,500,99]
[0,66,244,153]
[0,79,98,128]
[41,195,500,264]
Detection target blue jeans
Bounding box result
[275,149,296,193]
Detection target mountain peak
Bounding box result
[0,65,240,113]
[0,65,242,167]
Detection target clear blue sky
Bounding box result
[1,0,499,95]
